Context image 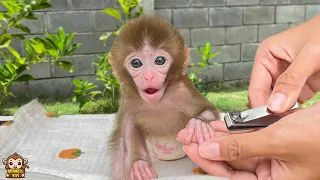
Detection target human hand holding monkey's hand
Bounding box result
[177,102,320,180]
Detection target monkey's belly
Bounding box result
[145,135,186,161]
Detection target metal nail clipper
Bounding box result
[224,102,299,131]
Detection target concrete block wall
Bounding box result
[1,0,320,97]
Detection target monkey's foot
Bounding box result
[130,160,158,180]
[186,118,214,145]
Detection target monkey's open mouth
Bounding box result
[144,88,159,95]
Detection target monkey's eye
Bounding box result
[130,59,143,68]
[9,162,13,165]
[155,56,166,65]
[18,162,21,165]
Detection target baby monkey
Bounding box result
[108,15,220,180]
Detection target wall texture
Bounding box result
[1,0,320,97]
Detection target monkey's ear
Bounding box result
[2,158,7,165]
[182,47,190,74]
[23,158,28,164]
[108,54,119,77]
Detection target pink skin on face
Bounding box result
[125,46,172,104]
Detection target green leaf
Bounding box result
[11,34,25,40]
[32,2,52,10]
[209,52,220,59]
[65,43,81,55]
[89,91,102,96]
[1,52,10,60]
[103,8,122,21]
[99,32,112,41]
[0,12,4,20]
[56,61,74,72]
[47,49,59,58]
[57,27,65,42]
[203,42,211,57]
[72,95,77,102]
[5,63,15,75]
[16,65,27,75]
[0,35,12,49]
[7,46,21,59]
[14,74,34,82]
[24,12,37,20]
[188,73,196,79]
[73,79,82,87]
[65,32,75,46]
[46,33,60,47]
[1,1,23,16]
[14,24,31,34]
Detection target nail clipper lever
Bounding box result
[224,102,299,131]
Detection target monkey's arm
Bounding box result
[195,108,220,123]
[108,112,135,180]
[132,126,151,163]
[131,126,158,179]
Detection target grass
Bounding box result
[1,82,320,116]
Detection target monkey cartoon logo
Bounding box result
[2,152,29,178]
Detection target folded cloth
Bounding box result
[0,99,228,180]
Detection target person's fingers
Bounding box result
[198,127,280,161]
[248,61,273,108]
[183,144,258,180]
[255,158,272,179]
[267,40,320,113]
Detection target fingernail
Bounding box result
[182,145,186,151]
[199,142,220,159]
[268,92,287,111]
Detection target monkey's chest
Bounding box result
[136,108,191,136]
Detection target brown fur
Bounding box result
[108,15,220,180]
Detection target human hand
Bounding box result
[248,14,320,112]
[178,102,320,180]
[177,120,261,179]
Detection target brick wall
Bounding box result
[155,0,320,85]
[1,0,320,97]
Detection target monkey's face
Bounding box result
[125,46,171,103]
[8,158,22,169]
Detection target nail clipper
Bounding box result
[224,102,299,131]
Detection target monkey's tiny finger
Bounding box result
[143,166,155,179]
[201,123,210,141]
[140,167,149,180]
[130,168,135,180]
[208,124,215,139]
[186,123,195,145]
[133,164,143,180]
[196,121,204,145]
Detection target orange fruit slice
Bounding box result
[1,120,13,126]
[58,148,84,159]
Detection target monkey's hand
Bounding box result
[130,160,158,180]
[185,118,214,145]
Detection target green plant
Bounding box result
[72,0,144,112]
[0,0,81,115]
[188,42,221,89]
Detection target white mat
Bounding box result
[0,99,228,180]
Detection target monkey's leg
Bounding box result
[108,113,135,180]
[186,108,218,145]
[130,126,158,180]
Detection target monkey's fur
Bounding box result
[108,15,220,180]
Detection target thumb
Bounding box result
[198,128,278,161]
